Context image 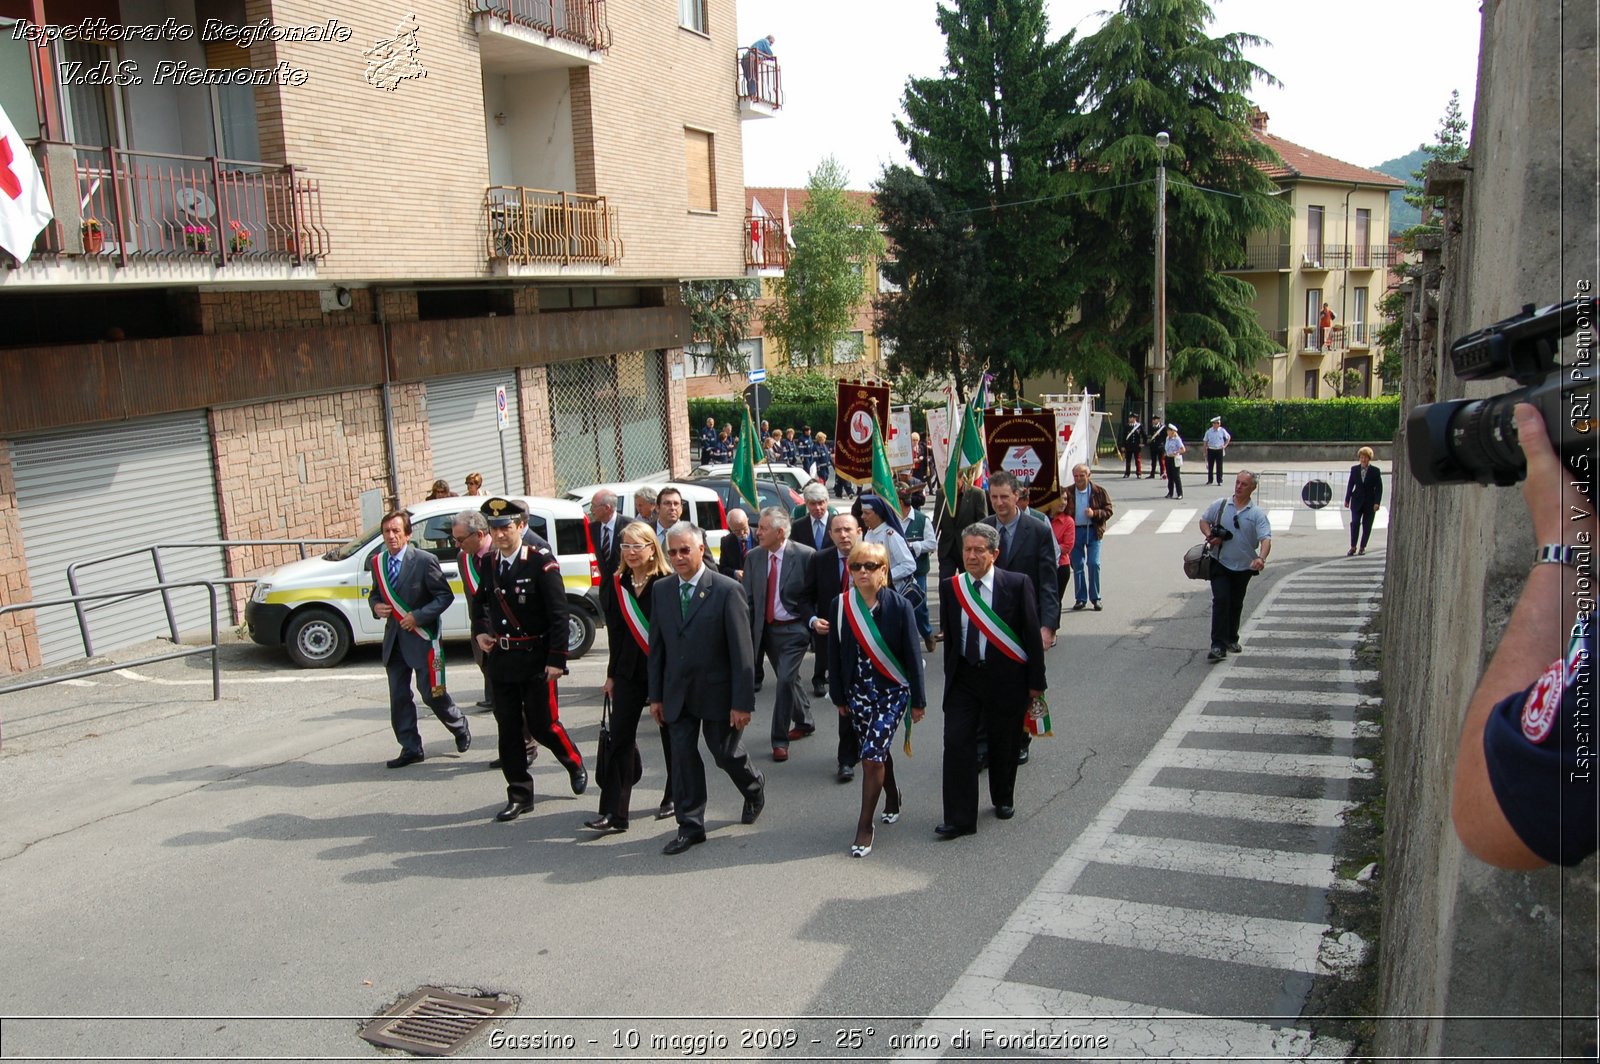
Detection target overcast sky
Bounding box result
[737,0,1483,191]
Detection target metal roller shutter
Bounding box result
[13,414,226,665]
[425,372,526,498]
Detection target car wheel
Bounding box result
[285,608,352,668]
[566,606,596,660]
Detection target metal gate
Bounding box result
[547,351,668,493]
[12,413,226,664]
[426,372,526,497]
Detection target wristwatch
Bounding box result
[1536,544,1582,568]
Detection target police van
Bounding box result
[245,496,600,668]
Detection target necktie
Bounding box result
[386,552,400,583]
[679,581,693,618]
[964,579,982,665]
[766,554,780,623]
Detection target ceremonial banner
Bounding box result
[833,380,891,486]
[983,408,1061,510]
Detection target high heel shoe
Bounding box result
[880,789,904,824]
[850,829,875,858]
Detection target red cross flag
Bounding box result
[0,104,53,265]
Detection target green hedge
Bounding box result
[1162,398,1400,443]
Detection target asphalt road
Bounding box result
[0,468,1385,1060]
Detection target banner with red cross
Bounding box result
[983,408,1061,511]
[833,380,892,487]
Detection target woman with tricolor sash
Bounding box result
[588,523,675,832]
[827,541,926,859]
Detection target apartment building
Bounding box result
[684,185,885,400]
[0,0,762,669]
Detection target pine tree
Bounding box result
[1056,0,1290,396]
[762,157,885,369]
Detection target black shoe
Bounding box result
[742,786,766,825]
[663,832,706,855]
[1091,600,1103,611]
[495,800,532,822]
[1207,646,1226,662]
[569,766,588,795]
[995,805,1016,820]
[655,800,676,820]
[1226,641,1242,653]
[584,814,628,833]
[1016,747,1030,766]
[456,728,472,754]
[837,763,855,783]
[934,823,975,839]
[386,752,424,769]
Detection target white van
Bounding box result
[565,480,728,552]
[246,496,600,668]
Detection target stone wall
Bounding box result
[0,440,41,675]
[1375,1,1598,1057]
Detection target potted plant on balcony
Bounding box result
[81,218,105,254]
[183,224,211,254]
[228,220,253,255]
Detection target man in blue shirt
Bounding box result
[1197,471,1272,662]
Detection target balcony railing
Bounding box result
[469,0,611,51]
[486,186,622,267]
[745,215,787,271]
[13,142,327,268]
[1222,243,1290,272]
[738,48,781,110]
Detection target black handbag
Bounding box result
[595,695,643,786]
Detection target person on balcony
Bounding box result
[744,34,776,97]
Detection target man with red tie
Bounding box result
[807,510,862,781]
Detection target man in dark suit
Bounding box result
[472,498,588,822]
[649,522,766,854]
[588,488,635,611]
[806,510,861,780]
[744,508,817,762]
[937,523,1047,837]
[719,507,755,580]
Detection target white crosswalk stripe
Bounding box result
[905,553,1380,1061]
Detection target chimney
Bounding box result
[1249,108,1269,132]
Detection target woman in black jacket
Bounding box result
[587,524,674,832]
[827,541,927,858]
[1344,446,1383,556]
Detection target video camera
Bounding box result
[1407,299,1594,491]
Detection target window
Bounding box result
[678,0,707,34]
[833,331,864,364]
[684,128,716,212]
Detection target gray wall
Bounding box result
[1376,1,1597,1058]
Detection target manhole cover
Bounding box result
[361,986,514,1056]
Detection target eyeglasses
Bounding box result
[666,546,696,557]
[848,562,883,572]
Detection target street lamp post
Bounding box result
[1151,130,1169,424]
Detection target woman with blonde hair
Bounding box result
[827,540,926,858]
[588,522,675,831]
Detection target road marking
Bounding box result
[1268,508,1294,530]
[1126,785,1353,827]
[1155,508,1198,534]
[1184,715,1358,739]
[1166,747,1371,776]
[1314,509,1345,530]
[1091,833,1341,888]
[1028,895,1337,975]
[1104,509,1152,535]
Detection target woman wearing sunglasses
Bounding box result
[827,541,927,858]
[588,523,676,832]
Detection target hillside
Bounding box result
[1374,148,1427,233]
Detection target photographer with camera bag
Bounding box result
[1197,471,1272,663]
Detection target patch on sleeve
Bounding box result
[1521,654,1566,744]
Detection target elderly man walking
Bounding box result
[1198,471,1273,663]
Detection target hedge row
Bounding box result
[1160,398,1400,443]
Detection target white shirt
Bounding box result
[957,566,995,658]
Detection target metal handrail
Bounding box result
[65,538,344,658]
[0,582,221,700]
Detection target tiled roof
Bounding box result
[1250,129,1404,189]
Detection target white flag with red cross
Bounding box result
[0,103,53,265]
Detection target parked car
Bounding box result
[689,477,803,521]
[689,462,814,494]
[565,479,728,551]
[245,496,600,668]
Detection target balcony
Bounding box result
[1220,243,1290,272]
[486,186,622,273]
[745,215,787,273]
[6,141,327,280]
[738,48,782,118]
[469,0,610,70]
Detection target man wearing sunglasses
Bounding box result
[1197,471,1273,663]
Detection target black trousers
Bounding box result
[942,660,1026,831]
[1208,565,1257,648]
[597,673,673,820]
[666,715,763,835]
[1206,448,1225,483]
[1349,506,1376,551]
[490,655,584,805]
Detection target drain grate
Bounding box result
[361,986,514,1056]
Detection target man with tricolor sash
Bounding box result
[369,510,472,769]
[935,523,1047,839]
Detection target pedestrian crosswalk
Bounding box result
[1103,505,1389,537]
[904,555,1384,1060]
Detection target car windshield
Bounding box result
[325,521,381,561]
